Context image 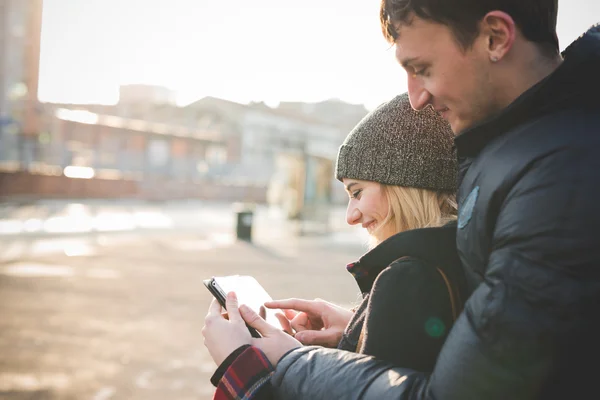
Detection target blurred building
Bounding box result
[0,0,44,168]
[119,84,177,106]
[278,98,369,135]
[44,103,227,178]
[32,92,364,208]
[274,99,370,209]
[1,66,367,206]
[185,96,351,216]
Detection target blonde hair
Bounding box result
[369,185,457,248]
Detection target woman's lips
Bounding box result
[362,221,377,231]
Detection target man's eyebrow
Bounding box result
[400,57,420,68]
[345,182,357,192]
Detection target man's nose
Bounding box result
[407,75,432,111]
[346,204,361,225]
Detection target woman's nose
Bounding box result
[346,204,361,226]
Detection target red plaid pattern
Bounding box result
[213,346,274,400]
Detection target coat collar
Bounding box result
[347,221,458,294]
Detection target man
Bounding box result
[202,1,600,398]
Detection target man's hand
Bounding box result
[265,298,354,348]
[202,292,302,367]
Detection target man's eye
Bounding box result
[414,67,427,76]
[351,190,362,199]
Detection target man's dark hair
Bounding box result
[380,0,559,55]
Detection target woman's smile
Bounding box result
[362,220,377,232]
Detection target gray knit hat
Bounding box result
[335,93,457,192]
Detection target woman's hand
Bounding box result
[202,292,253,366]
[202,292,302,367]
[265,298,354,348]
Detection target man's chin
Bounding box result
[450,119,468,135]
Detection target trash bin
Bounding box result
[235,206,254,241]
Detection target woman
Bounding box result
[202,93,470,398]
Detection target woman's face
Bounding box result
[342,178,391,242]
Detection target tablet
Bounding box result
[203,275,282,337]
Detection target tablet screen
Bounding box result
[213,275,282,328]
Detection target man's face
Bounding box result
[394,16,500,134]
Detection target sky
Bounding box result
[38,0,600,110]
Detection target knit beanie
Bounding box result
[335,93,457,192]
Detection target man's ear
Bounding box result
[480,11,516,62]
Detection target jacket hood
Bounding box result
[456,24,600,158]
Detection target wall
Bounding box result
[0,171,267,203]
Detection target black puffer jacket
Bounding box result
[270,25,600,400]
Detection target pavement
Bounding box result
[0,200,367,399]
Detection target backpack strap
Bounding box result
[435,266,461,321]
[393,256,462,322]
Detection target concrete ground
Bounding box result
[0,201,366,399]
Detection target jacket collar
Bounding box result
[347,222,458,294]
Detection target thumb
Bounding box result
[225,292,242,323]
[240,304,275,335]
[295,329,339,346]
